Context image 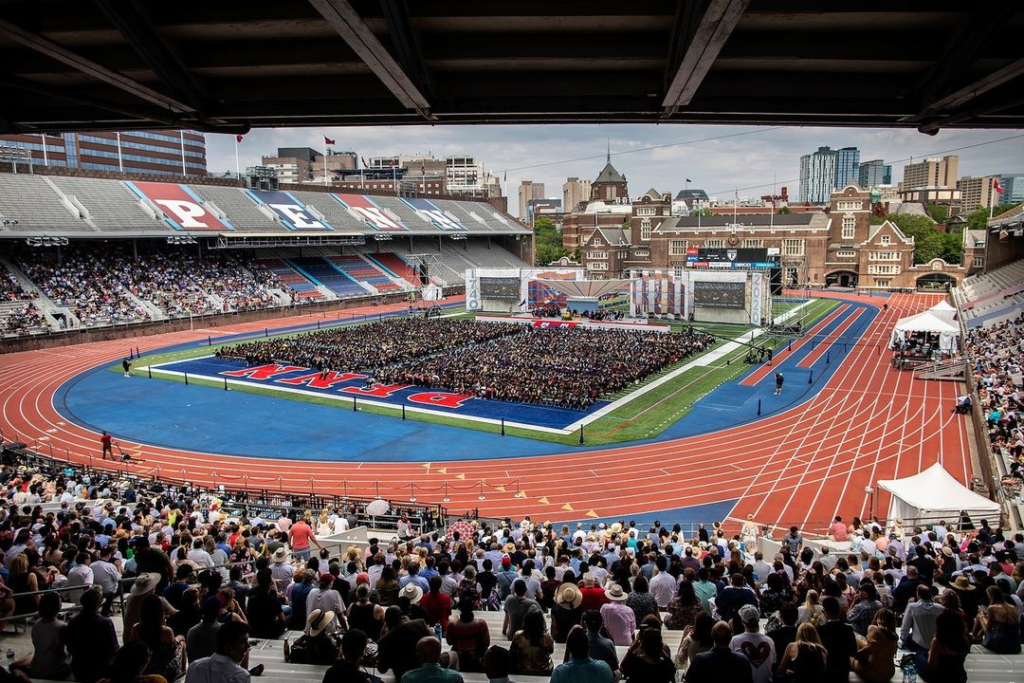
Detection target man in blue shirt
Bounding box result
[684,621,753,683]
[551,627,612,683]
[400,637,463,683]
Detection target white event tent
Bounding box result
[877,463,1000,526]
[928,300,957,322]
[889,311,960,352]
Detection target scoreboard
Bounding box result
[686,247,774,269]
[480,277,521,300]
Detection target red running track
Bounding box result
[0,292,971,532]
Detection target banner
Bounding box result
[464,269,481,310]
[246,190,332,229]
[403,197,469,231]
[750,272,763,325]
[332,194,407,231]
[125,181,233,231]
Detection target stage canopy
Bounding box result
[889,311,961,352]
[878,463,1000,526]
[928,300,957,322]
[533,279,628,299]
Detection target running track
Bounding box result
[0,292,971,532]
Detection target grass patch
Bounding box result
[120,299,837,446]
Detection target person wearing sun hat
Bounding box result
[284,608,339,665]
[599,584,635,646]
[306,572,346,633]
[123,572,173,639]
[550,582,583,643]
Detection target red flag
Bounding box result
[324,136,336,145]
[235,134,243,143]
[994,178,1004,193]
[686,178,692,183]
[360,156,369,168]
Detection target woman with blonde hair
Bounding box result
[776,622,828,681]
[796,589,824,626]
[316,510,334,537]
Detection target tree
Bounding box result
[964,204,1021,231]
[692,208,714,217]
[532,217,568,266]
[925,203,948,223]
[885,213,961,264]
[776,206,792,215]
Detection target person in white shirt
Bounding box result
[731,604,775,683]
[91,547,122,614]
[187,538,215,568]
[66,552,95,603]
[305,573,346,632]
[649,557,677,608]
[185,620,252,683]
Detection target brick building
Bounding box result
[0,130,206,176]
[580,183,965,289]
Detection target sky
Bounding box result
[205,124,1024,218]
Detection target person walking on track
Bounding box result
[775,372,784,395]
[100,431,114,460]
[122,357,132,377]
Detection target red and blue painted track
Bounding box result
[0,292,970,530]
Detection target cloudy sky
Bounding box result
[206,124,1024,218]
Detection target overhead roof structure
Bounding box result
[0,1,1022,134]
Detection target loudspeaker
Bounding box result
[769,267,783,296]
[418,263,429,285]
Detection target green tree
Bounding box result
[964,204,1021,231]
[925,203,948,223]
[776,206,792,215]
[885,214,961,264]
[532,217,568,265]
[692,208,714,217]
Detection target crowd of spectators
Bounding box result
[17,249,146,326]
[217,319,521,376]
[8,245,296,331]
[964,313,1024,482]
[378,326,715,410]
[219,319,715,410]
[1,452,1022,683]
[3,302,47,335]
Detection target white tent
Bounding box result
[928,300,957,322]
[878,463,1000,526]
[889,311,960,352]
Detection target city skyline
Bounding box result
[200,124,1023,211]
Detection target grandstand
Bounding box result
[953,259,1024,327]
[326,254,406,293]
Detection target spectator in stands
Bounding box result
[285,608,339,665]
[99,641,157,683]
[901,584,943,652]
[446,592,491,672]
[550,582,583,643]
[8,590,71,680]
[625,575,659,625]
[245,568,285,639]
[184,620,252,683]
[346,583,385,641]
[815,596,856,683]
[67,586,119,683]
[599,584,636,646]
[482,645,512,683]
[684,620,753,683]
[420,575,453,633]
[620,624,674,683]
[550,626,613,683]
[851,608,898,683]
[508,607,554,676]
[502,579,540,640]
[916,610,970,683]
[977,585,1022,653]
[322,628,380,683]
[766,602,800,663]
[128,593,186,681]
[402,636,464,683]
[847,582,884,636]
[774,623,826,682]
[729,604,774,683]
[665,580,701,630]
[377,606,453,682]
[186,597,223,663]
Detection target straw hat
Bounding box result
[272,547,288,562]
[400,583,424,604]
[556,583,583,610]
[130,573,159,596]
[953,576,975,591]
[306,609,335,637]
[605,583,627,602]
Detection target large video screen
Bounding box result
[694,280,745,308]
[686,247,774,269]
[480,277,521,300]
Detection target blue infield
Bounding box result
[154,355,608,431]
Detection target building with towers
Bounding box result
[591,151,628,202]
[859,159,892,188]
[799,145,861,204]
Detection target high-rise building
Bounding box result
[956,175,999,211]
[996,173,1024,204]
[799,146,838,204]
[563,177,593,212]
[518,180,545,220]
[834,147,861,187]
[858,159,892,188]
[903,155,958,189]
[445,156,485,194]
[0,130,207,176]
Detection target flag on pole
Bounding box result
[324,136,336,145]
[994,178,1004,193]
[686,178,692,183]
[360,156,369,168]
[236,134,244,143]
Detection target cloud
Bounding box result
[205,124,1024,215]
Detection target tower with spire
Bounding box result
[591,141,628,202]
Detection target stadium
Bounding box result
[1,3,1023,683]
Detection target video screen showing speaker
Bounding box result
[480,277,521,300]
[694,280,746,308]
